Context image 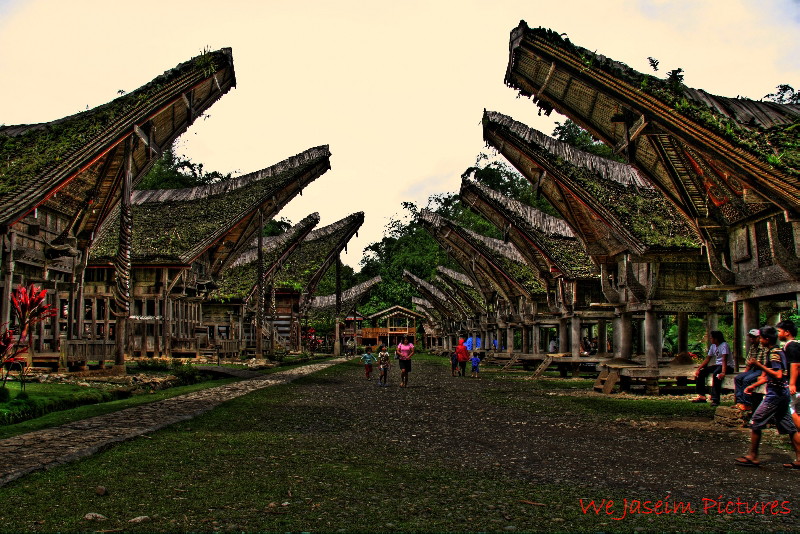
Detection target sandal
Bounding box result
[734,457,761,467]
[782,461,800,469]
[736,403,752,411]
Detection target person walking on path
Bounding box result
[361,346,376,380]
[692,330,733,406]
[450,350,459,377]
[734,329,768,411]
[735,326,800,468]
[396,336,414,388]
[377,345,391,387]
[777,320,800,429]
[456,338,470,377]
[470,353,481,378]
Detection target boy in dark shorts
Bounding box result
[450,350,458,376]
[377,345,391,386]
[735,326,800,468]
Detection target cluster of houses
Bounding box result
[0,48,381,371]
[410,22,798,391]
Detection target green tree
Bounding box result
[136,142,232,190]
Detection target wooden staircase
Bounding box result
[593,368,621,394]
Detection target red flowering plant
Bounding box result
[1,284,57,392]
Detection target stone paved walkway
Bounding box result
[0,358,347,487]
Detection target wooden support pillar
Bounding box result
[333,255,342,357]
[637,319,645,356]
[522,325,530,354]
[706,311,719,337]
[113,137,133,371]
[1,231,16,326]
[617,311,633,360]
[531,325,540,355]
[255,209,264,359]
[506,326,514,355]
[732,301,741,370]
[677,312,689,353]
[571,315,581,357]
[598,319,607,356]
[645,309,660,368]
[743,299,760,355]
[559,318,569,354]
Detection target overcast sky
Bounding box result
[1,0,798,269]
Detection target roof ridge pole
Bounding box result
[113,136,134,372]
[256,208,264,359]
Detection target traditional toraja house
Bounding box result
[0,48,236,368]
[417,209,549,355]
[502,21,799,357]
[436,266,487,316]
[459,178,608,357]
[206,213,321,357]
[402,269,465,350]
[84,146,331,363]
[482,111,728,385]
[270,212,365,351]
[307,275,382,348]
[411,296,445,349]
[362,305,425,349]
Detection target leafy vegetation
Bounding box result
[135,142,233,190]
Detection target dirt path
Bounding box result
[312,358,798,519]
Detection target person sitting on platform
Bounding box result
[692,330,733,406]
[735,326,800,468]
[734,329,767,411]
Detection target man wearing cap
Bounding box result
[733,329,768,411]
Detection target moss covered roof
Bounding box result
[273,213,364,296]
[89,146,331,265]
[506,21,799,210]
[436,266,487,311]
[462,178,597,279]
[419,209,545,298]
[403,269,463,320]
[0,48,235,225]
[484,112,700,251]
[208,213,320,302]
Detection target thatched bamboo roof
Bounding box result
[419,209,545,301]
[403,269,464,320]
[504,21,798,220]
[0,48,236,247]
[274,212,365,308]
[90,146,331,269]
[309,276,382,312]
[208,213,320,302]
[483,111,701,255]
[461,178,597,279]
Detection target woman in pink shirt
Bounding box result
[396,336,415,388]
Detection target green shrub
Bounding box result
[15,391,29,400]
[135,358,171,372]
[171,361,200,385]
[0,387,10,403]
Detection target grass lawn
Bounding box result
[0,355,780,532]
[0,357,333,440]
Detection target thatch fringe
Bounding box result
[309,276,382,310]
[304,211,364,242]
[484,111,649,188]
[229,213,320,269]
[463,227,527,264]
[403,270,449,303]
[132,146,330,204]
[436,266,474,287]
[465,179,575,237]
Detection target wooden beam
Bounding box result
[614,114,648,154]
[539,62,556,94]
